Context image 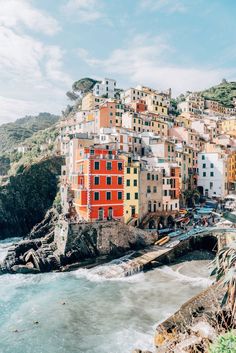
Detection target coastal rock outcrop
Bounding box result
[154,284,234,352]
[57,221,158,266]
[1,220,158,274]
[0,156,64,240]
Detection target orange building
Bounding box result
[98,101,122,128]
[72,146,124,221]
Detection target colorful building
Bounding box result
[72,146,124,221]
[120,154,140,224]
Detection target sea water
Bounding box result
[0,239,213,353]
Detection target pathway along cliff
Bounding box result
[0,156,64,240]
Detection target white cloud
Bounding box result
[0,1,71,124]
[63,0,103,22]
[0,27,70,123]
[0,0,60,36]
[140,0,186,13]
[77,34,235,95]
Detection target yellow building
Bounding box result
[219,118,236,133]
[175,114,193,129]
[82,92,105,111]
[145,94,168,115]
[120,154,140,224]
[228,151,236,190]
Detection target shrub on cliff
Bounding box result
[209,331,236,353]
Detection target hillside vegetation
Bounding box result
[201,80,236,107]
[0,156,64,239]
[0,112,59,153]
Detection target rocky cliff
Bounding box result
[0,156,64,239]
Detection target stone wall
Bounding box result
[55,220,158,265]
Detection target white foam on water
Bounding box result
[0,237,21,264]
[73,266,145,283]
[157,264,213,287]
[73,251,146,282]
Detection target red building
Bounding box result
[72,146,124,221]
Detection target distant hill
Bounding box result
[0,112,60,153]
[201,80,236,108]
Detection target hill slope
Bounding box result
[201,80,236,108]
[0,112,60,153]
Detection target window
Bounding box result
[202,155,205,160]
[152,174,154,180]
[147,173,151,180]
[118,177,122,185]
[134,168,137,174]
[107,162,112,170]
[147,186,151,193]
[107,176,112,185]
[94,161,99,170]
[127,167,130,174]
[90,149,94,155]
[106,192,111,200]
[126,193,130,200]
[118,162,123,171]
[155,175,158,181]
[210,172,214,177]
[135,193,138,200]
[210,182,213,189]
[202,163,206,168]
[94,176,99,185]
[127,180,130,187]
[133,179,137,187]
[118,191,122,200]
[210,163,214,168]
[153,186,157,193]
[94,192,99,200]
[203,172,206,177]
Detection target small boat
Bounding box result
[155,236,170,246]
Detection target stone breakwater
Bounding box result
[0,220,158,274]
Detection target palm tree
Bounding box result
[212,242,236,319]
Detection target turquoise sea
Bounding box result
[0,239,213,353]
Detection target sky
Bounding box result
[0,0,236,124]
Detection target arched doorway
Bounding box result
[149,219,156,229]
[108,207,113,220]
[158,216,165,229]
[98,208,104,220]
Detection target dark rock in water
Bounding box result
[11,264,40,274]
[0,156,64,240]
[0,236,60,274]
